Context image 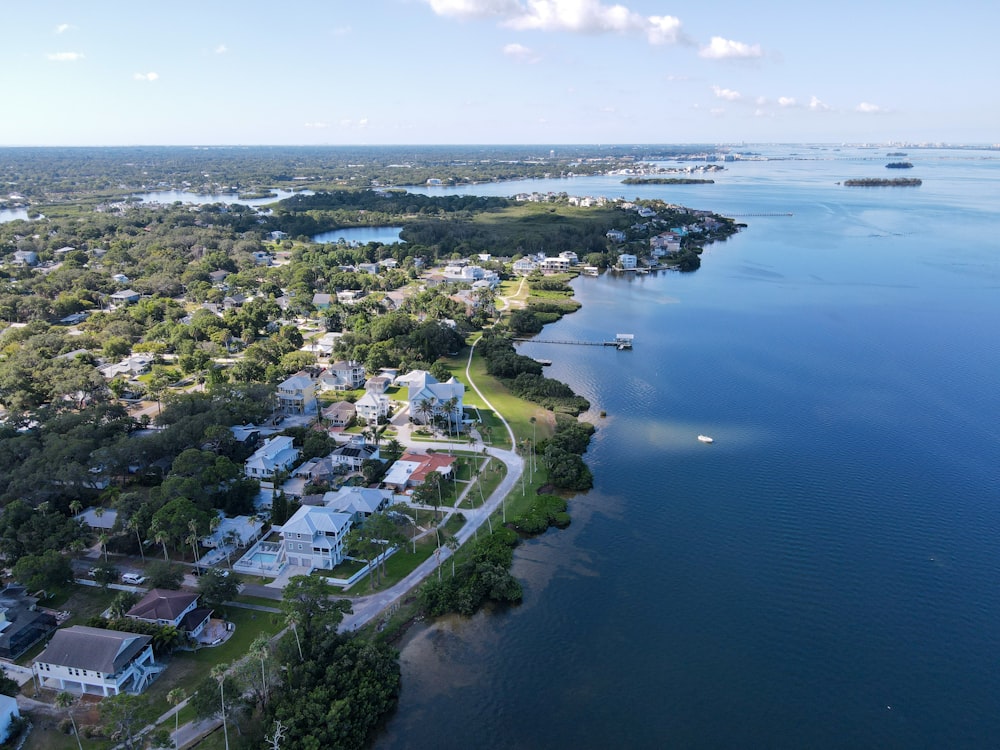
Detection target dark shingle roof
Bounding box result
[126,589,198,622]
[36,625,151,674]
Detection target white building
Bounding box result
[512,258,538,275]
[538,256,570,273]
[244,436,300,479]
[618,253,638,270]
[34,626,157,696]
[355,391,390,424]
[406,370,465,429]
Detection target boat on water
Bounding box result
[697,435,714,443]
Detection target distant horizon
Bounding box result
[1,141,997,150]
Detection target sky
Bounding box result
[1,0,997,146]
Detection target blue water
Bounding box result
[312,226,403,245]
[377,148,1000,749]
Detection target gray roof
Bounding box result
[36,625,151,674]
[126,589,198,622]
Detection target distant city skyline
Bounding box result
[1,1,996,146]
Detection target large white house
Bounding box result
[406,371,465,429]
[276,373,317,415]
[34,626,158,696]
[323,486,393,520]
[279,505,353,570]
[618,253,638,270]
[355,391,390,424]
[244,435,300,479]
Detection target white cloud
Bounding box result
[647,15,682,45]
[503,42,540,62]
[332,26,352,36]
[710,107,726,116]
[778,96,797,108]
[427,0,685,46]
[215,44,228,54]
[55,23,72,34]
[133,72,159,82]
[711,85,741,101]
[809,96,830,111]
[428,0,522,19]
[305,122,330,129]
[47,52,84,62]
[856,101,886,114]
[699,36,763,60]
[358,118,369,129]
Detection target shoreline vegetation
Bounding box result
[842,177,922,186]
[0,146,740,750]
[621,177,715,184]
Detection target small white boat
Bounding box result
[697,435,714,444]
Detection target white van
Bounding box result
[121,573,146,585]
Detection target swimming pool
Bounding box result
[250,552,278,565]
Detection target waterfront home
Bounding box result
[538,256,571,273]
[322,400,356,428]
[33,625,158,696]
[512,257,538,275]
[279,505,353,570]
[618,253,638,271]
[244,436,299,480]
[125,589,212,638]
[277,372,317,415]
[558,251,579,265]
[406,370,465,429]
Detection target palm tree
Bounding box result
[153,525,170,562]
[444,396,459,439]
[98,531,110,562]
[69,499,82,517]
[211,663,230,750]
[249,634,270,707]
[127,516,146,563]
[167,688,185,748]
[56,691,83,750]
[445,536,459,578]
[416,397,435,426]
[187,519,201,563]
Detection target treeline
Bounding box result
[843,178,922,186]
[419,527,522,616]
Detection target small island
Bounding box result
[843,177,922,187]
[885,162,914,169]
[621,177,715,185]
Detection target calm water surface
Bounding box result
[312,226,403,245]
[377,148,1000,749]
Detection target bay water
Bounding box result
[376,148,1000,749]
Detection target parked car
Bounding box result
[121,573,146,585]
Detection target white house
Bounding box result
[125,589,212,638]
[109,289,141,307]
[407,370,465,429]
[355,391,390,424]
[538,257,570,273]
[276,373,317,415]
[98,353,155,380]
[618,253,638,270]
[606,229,626,243]
[323,486,393,520]
[512,258,538,275]
[279,505,353,570]
[33,625,157,696]
[558,250,579,265]
[321,360,366,391]
[322,400,356,428]
[244,435,300,479]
